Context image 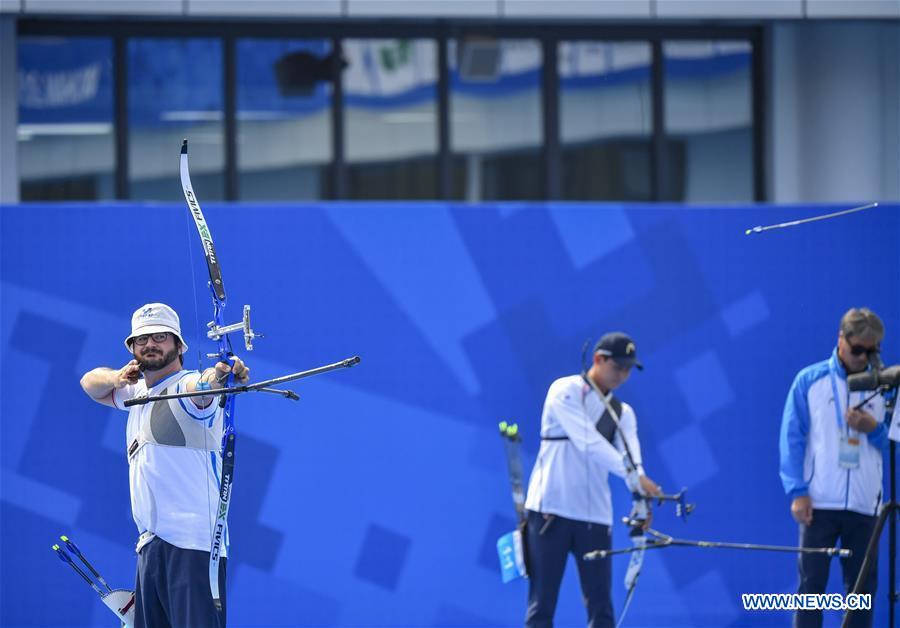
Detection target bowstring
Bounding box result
[182,202,217,564]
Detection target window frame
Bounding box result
[17,18,765,202]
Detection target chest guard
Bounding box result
[594,394,623,445]
[128,385,221,460]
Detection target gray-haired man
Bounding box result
[780,308,889,628]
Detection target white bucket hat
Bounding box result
[124,303,188,353]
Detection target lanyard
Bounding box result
[828,355,852,435]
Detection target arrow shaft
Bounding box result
[748,202,878,234]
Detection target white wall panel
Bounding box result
[806,0,900,18]
[503,0,651,18]
[347,0,498,18]
[656,0,803,18]
[768,22,900,203]
[24,0,183,15]
[188,0,341,17]
[8,0,900,18]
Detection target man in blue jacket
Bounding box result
[780,308,889,628]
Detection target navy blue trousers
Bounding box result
[795,509,877,628]
[135,537,227,628]
[525,510,614,628]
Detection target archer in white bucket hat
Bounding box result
[124,303,188,353]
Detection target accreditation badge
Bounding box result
[839,435,861,469]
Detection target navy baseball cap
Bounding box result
[594,332,643,370]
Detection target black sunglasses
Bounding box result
[846,339,879,357]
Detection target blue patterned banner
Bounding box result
[1,202,897,627]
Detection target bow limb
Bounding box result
[615,490,649,627]
[617,539,645,628]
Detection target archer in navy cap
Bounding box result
[594,332,643,371]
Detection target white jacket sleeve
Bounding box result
[546,379,627,477]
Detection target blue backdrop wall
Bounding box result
[1,202,898,627]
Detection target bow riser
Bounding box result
[180,140,236,611]
[175,138,360,613]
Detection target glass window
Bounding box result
[237,39,332,200]
[558,41,653,201]
[128,38,224,201]
[17,37,115,201]
[450,39,543,201]
[342,39,437,200]
[662,40,754,202]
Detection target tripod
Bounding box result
[842,384,899,628]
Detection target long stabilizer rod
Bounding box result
[584,518,850,560]
[125,356,360,407]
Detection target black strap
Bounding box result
[540,435,569,441]
[580,373,621,445]
[595,395,622,445]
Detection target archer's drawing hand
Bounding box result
[116,360,141,388]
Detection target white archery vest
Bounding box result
[112,370,227,556]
